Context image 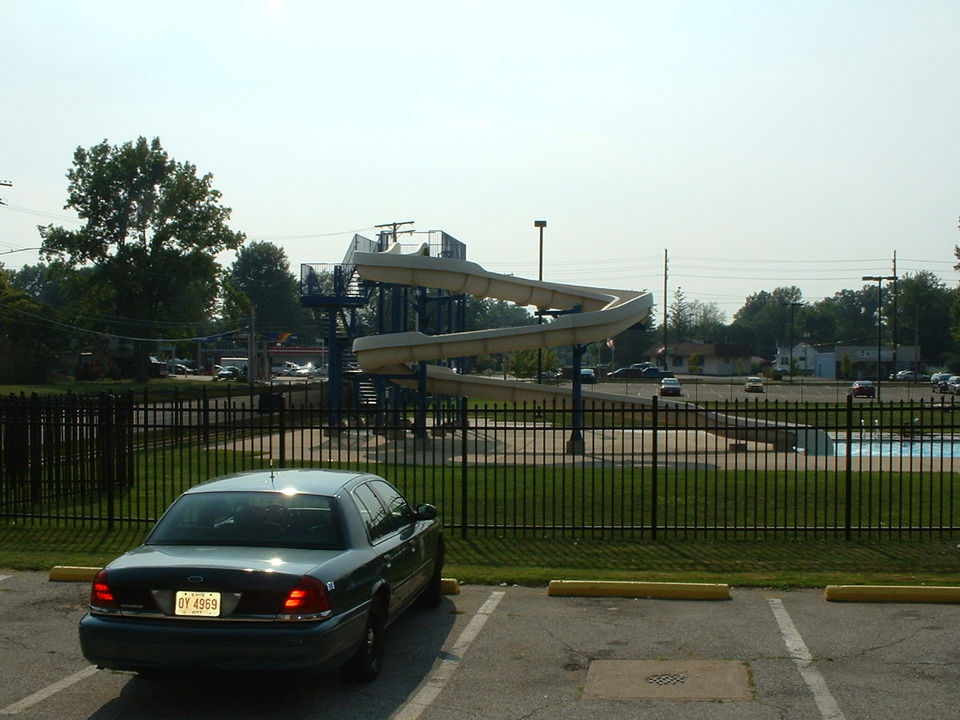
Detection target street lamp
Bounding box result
[862,275,896,400]
[782,301,801,382]
[535,221,546,384]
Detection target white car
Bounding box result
[744,376,765,393]
[295,363,319,377]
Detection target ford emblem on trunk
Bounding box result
[187,575,204,584]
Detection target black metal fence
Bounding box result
[1,387,957,540]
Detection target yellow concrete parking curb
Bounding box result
[825,585,960,604]
[49,566,100,582]
[440,578,461,595]
[548,580,730,600]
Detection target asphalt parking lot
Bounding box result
[593,377,941,404]
[2,570,959,720]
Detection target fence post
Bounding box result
[278,390,287,468]
[29,394,42,506]
[98,392,116,531]
[460,396,468,539]
[844,394,853,540]
[651,395,659,541]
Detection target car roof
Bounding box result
[182,468,370,497]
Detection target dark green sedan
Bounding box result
[79,468,444,681]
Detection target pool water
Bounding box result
[834,437,960,458]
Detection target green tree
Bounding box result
[688,299,726,342]
[0,271,60,382]
[895,271,955,366]
[39,137,244,379]
[813,287,877,346]
[730,287,803,357]
[6,263,68,308]
[507,348,559,378]
[227,241,315,339]
[668,287,691,342]
[607,311,657,367]
[466,297,535,330]
[839,353,853,379]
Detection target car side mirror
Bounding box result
[416,503,438,521]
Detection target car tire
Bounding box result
[341,603,385,682]
[418,540,445,609]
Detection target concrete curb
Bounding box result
[825,585,960,604]
[548,579,730,600]
[440,578,460,595]
[49,566,100,582]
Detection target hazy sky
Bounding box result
[3,0,959,322]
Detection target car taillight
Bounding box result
[90,569,118,609]
[282,576,330,615]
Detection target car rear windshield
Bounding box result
[146,491,344,550]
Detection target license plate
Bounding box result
[175,590,221,617]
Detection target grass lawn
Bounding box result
[2,523,959,588]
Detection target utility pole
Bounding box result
[535,220,546,384]
[662,250,669,370]
[891,251,898,374]
[782,301,802,381]
[247,306,257,390]
[862,274,896,400]
[375,221,415,247]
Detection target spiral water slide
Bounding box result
[351,244,833,455]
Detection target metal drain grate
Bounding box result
[647,673,687,686]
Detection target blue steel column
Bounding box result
[566,304,585,455]
[326,307,342,431]
[413,285,428,439]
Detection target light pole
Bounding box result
[535,220,546,384]
[862,275,896,400]
[782,301,801,382]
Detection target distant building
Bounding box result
[642,343,754,376]
[774,341,819,374]
[815,345,919,380]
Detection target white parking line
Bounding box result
[768,598,846,720]
[391,590,505,720]
[0,575,10,583]
[0,666,98,715]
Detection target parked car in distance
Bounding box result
[272,361,301,377]
[892,370,930,382]
[640,367,675,379]
[744,376,765,393]
[215,365,242,381]
[659,377,682,396]
[608,367,648,379]
[78,468,444,680]
[295,362,321,377]
[931,372,953,391]
[947,376,960,395]
[848,380,876,398]
[580,368,597,384]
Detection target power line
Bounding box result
[0,300,247,343]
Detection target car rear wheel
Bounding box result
[418,540,445,608]
[341,604,385,682]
